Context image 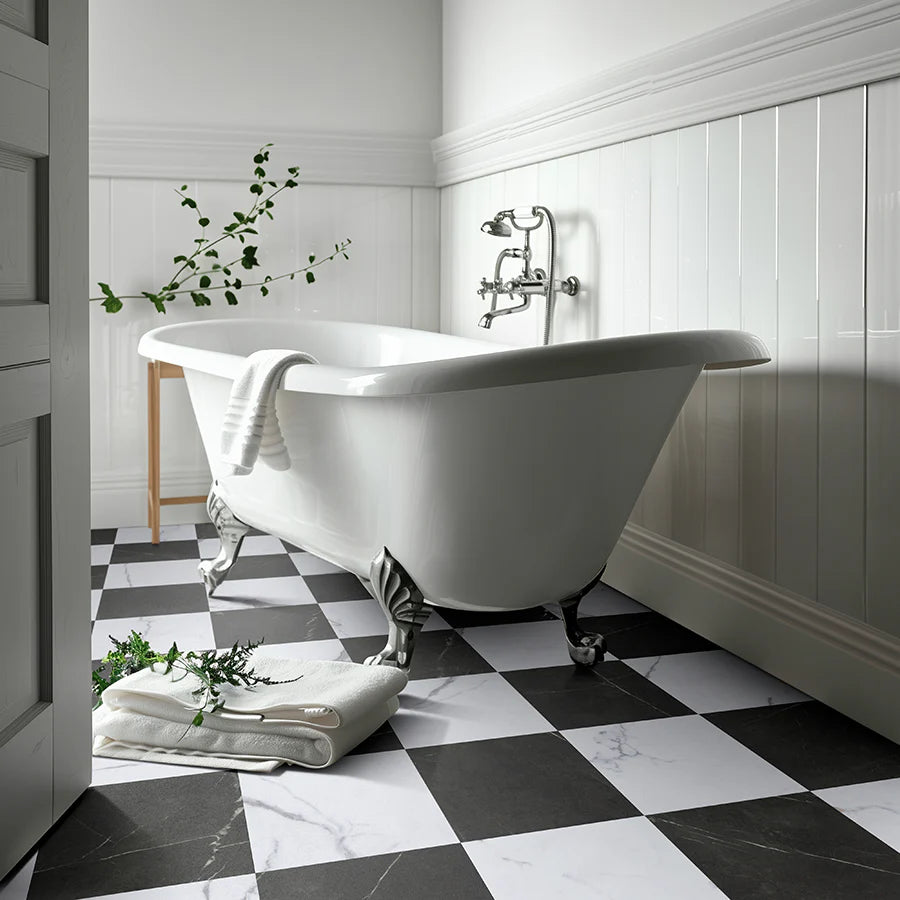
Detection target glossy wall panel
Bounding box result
[439,82,889,635]
[90,178,440,526]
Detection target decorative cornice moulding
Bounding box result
[90,124,436,187]
[434,0,900,186]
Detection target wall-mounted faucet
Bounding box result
[477,206,579,345]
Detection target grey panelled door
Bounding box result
[0,0,90,879]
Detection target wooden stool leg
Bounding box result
[147,360,161,544]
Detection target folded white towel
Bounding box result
[220,348,317,477]
[92,656,407,772]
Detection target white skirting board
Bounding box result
[605,523,900,745]
[92,471,210,529]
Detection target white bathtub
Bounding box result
[139,318,768,666]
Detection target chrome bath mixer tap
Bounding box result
[477,206,579,345]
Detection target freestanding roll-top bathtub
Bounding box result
[138,318,769,669]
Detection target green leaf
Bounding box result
[181,197,197,209]
[260,285,269,297]
[308,254,315,264]
[192,710,205,727]
[225,290,238,305]
[233,278,242,290]
[101,296,123,314]
[306,271,315,284]
[223,267,232,276]
[254,166,265,178]
[249,183,263,195]
[223,223,238,232]
[253,153,265,164]
[284,179,297,189]
[204,248,219,258]
[173,255,187,264]
[198,217,210,227]
[181,184,188,191]
[199,275,211,288]
[191,291,211,307]
[233,211,245,223]
[288,166,299,176]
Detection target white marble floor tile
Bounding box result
[91,589,103,619]
[563,715,803,815]
[92,612,216,658]
[207,576,316,611]
[199,534,285,559]
[250,639,350,663]
[0,853,36,900]
[88,874,259,899]
[319,598,397,639]
[816,777,900,853]
[290,552,346,576]
[115,524,198,544]
[104,559,203,590]
[625,650,810,713]
[465,818,726,900]
[392,672,555,749]
[239,750,456,870]
[576,584,649,617]
[91,544,113,566]
[457,620,573,671]
[91,754,218,787]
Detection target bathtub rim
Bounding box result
[137,318,770,398]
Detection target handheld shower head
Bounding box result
[481,216,512,238]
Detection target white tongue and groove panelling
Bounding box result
[90,177,439,528]
[438,81,900,636]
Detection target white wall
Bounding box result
[89,0,442,527]
[91,0,441,137]
[442,0,785,133]
[438,0,900,643]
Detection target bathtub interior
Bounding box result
[157,318,508,368]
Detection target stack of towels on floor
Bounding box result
[92,657,407,772]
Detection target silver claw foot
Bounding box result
[359,546,431,671]
[198,485,250,596]
[558,566,607,666]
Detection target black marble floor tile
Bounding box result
[502,661,693,730]
[651,792,900,899]
[91,565,107,590]
[304,572,370,603]
[256,845,492,900]
[224,554,299,580]
[109,540,201,564]
[90,528,117,545]
[95,583,210,620]
[27,772,253,899]
[433,604,559,628]
[409,732,639,842]
[706,701,900,790]
[281,540,303,552]
[345,720,404,756]
[211,604,337,648]
[582,611,718,658]
[341,630,495,680]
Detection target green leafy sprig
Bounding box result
[91,144,351,314]
[92,630,300,727]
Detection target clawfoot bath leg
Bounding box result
[359,547,431,671]
[558,566,608,666]
[198,484,250,596]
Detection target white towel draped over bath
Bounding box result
[220,348,318,477]
[92,656,408,772]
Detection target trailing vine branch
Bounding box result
[90,144,351,314]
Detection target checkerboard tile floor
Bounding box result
[4,524,900,899]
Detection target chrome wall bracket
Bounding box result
[359,546,431,671]
[558,566,608,666]
[198,483,250,595]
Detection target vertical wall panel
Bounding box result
[597,143,625,340]
[671,123,709,551]
[575,148,601,340]
[775,98,819,600]
[412,187,440,332]
[705,117,742,566]
[866,80,900,637]
[641,131,679,538]
[817,87,866,620]
[375,186,413,327]
[439,182,455,335]
[739,108,778,582]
